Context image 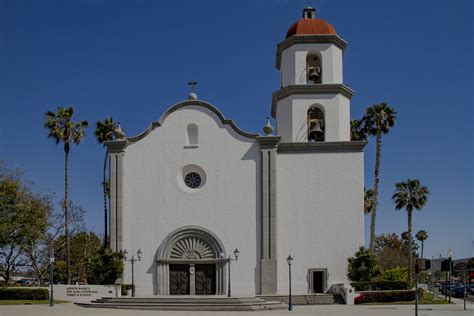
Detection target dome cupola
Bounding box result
[286,7,336,38]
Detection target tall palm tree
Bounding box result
[392,179,429,281]
[94,117,122,247]
[364,188,375,215]
[364,103,396,251]
[350,119,367,141]
[415,230,428,259]
[44,106,88,284]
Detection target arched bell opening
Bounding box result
[155,226,226,295]
[306,52,322,84]
[307,106,325,142]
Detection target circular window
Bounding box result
[184,172,202,189]
[178,164,206,193]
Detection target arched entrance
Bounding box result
[155,226,226,295]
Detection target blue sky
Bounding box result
[1,0,472,259]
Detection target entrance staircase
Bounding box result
[76,296,288,311]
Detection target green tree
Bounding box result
[392,179,429,281]
[382,266,408,281]
[94,117,122,247]
[373,233,410,273]
[415,230,428,259]
[347,247,381,282]
[350,119,367,141]
[88,247,124,285]
[364,103,396,251]
[53,231,101,283]
[44,106,88,284]
[364,188,375,215]
[0,164,51,284]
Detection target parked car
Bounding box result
[15,279,34,286]
[452,286,468,298]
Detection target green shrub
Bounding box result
[351,281,410,291]
[383,267,408,281]
[0,288,49,300]
[354,288,424,304]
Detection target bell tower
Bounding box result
[272,7,353,142]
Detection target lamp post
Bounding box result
[287,255,293,311]
[49,253,55,307]
[227,248,239,297]
[447,249,453,303]
[123,249,142,297]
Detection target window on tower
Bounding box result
[307,107,324,142]
[306,52,322,84]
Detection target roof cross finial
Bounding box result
[187,81,198,100]
[188,81,197,92]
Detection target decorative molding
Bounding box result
[156,225,226,262]
[257,136,281,149]
[170,237,214,260]
[105,140,128,154]
[276,34,348,70]
[130,100,258,144]
[277,141,367,153]
[271,84,355,117]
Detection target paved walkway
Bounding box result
[0,302,472,316]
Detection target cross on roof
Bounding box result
[188,81,197,93]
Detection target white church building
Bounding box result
[106,7,365,297]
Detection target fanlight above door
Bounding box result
[170,237,215,259]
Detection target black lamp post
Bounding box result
[49,253,55,307]
[287,255,293,311]
[227,248,239,297]
[123,249,142,297]
[448,249,453,303]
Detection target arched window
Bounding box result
[307,107,324,142]
[186,124,198,146]
[306,52,322,84]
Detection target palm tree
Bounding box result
[94,117,122,247]
[392,179,430,281]
[350,119,367,141]
[44,106,88,284]
[364,103,396,251]
[364,188,375,215]
[415,230,428,259]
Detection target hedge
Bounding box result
[354,289,424,304]
[0,288,49,300]
[351,281,410,291]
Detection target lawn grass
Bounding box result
[359,292,450,305]
[0,300,68,305]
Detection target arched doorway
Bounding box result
[155,226,226,295]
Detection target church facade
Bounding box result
[106,8,365,296]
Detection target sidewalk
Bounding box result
[0,302,472,316]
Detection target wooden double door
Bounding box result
[169,264,216,295]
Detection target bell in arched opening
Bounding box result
[307,107,325,142]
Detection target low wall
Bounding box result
[331,283,356,305]
[52,285,121,303]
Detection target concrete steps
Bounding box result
[76,296,288,311]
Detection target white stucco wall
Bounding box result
[119,104,260,296]
[275,94,351,143]
[280,43,343,87]
[275,151,364,294]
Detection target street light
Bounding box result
[123,249,142,297]
[49,253,55,307]
[447,249,453,303]
[287,255,293,311]
[227,248,239,297]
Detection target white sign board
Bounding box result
[52,285,121,303]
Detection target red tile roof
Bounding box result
[286,18,337,38]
